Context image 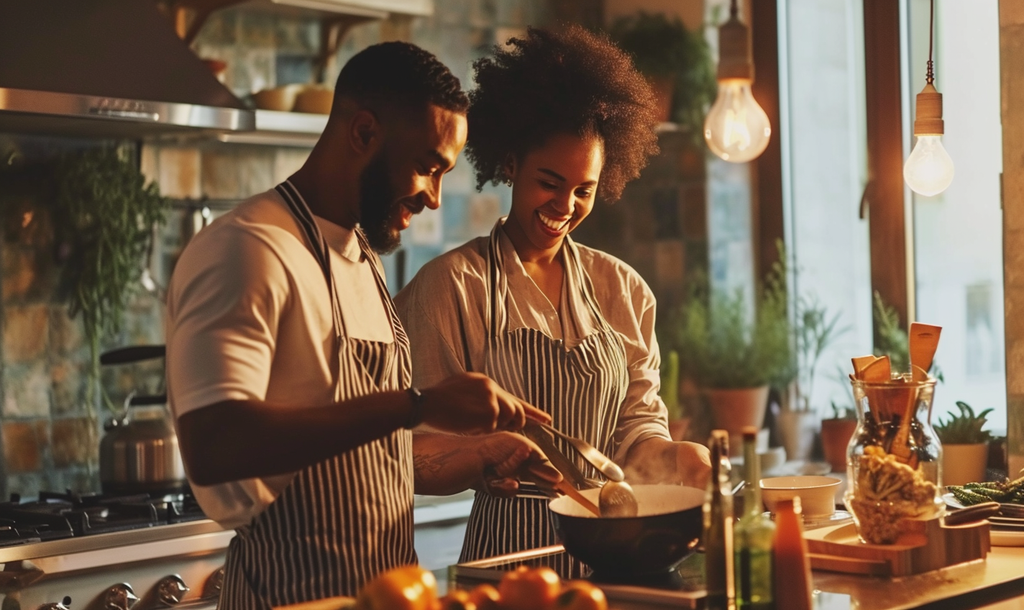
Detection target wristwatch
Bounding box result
[405,387,425,430]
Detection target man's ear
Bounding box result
[350,109,380,155]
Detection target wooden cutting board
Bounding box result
[805,517,990,576]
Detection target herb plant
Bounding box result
[607,11,717,137]
[668,257,791,390]
[934,401,994,445]
[52,146,168,407]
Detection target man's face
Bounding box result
[358,105,468,254]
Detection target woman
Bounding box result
[396,25,710,569]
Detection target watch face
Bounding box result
[405,387,424,429]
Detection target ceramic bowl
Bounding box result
[293,85,334,114]
[760,475,841,517]
[252,84,303,112]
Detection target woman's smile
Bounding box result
[536,210,572,235]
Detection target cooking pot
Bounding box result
[99,345,188,495]
[548,484,705,577]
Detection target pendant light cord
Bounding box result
[926,0,935,85]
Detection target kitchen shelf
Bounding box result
[216,109,327,146]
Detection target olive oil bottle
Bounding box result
[703,429,734,610]
[734,427,775,609]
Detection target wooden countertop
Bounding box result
[273,597,355,610]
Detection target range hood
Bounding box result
[0,0,255,139]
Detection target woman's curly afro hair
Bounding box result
[466,25,660,203]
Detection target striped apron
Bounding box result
[218,181,416,609]
[459,222,630,578]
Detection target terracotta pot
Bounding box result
[820,418,858,474]
[705,386,769,438]
[942,443,988,486]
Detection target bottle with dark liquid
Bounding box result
[734,426,775,609]
[703,429,734,610]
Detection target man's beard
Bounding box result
[358,151,404,255]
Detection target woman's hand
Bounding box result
[624,438,711,488]
[476,432,562,498]
[422,372,552,434]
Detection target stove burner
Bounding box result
[0,490,207,547]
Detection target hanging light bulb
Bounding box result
[903,0,954,196]
[704,0,771,163]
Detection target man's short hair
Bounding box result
[334,41,469,115]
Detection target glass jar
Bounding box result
[843,375,945,544]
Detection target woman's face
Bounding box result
[504,133,604,258]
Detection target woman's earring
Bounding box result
[504,179,513,187]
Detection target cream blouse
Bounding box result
[394,222,670,464]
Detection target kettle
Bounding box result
[98,345,188,495]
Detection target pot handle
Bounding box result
[129,394,168,406]
[100,345,166,366]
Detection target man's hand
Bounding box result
[476,432,562,498]
[420,372,551,434]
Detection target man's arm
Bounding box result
[178,372,552,486]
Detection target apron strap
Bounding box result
[275,181,345,340]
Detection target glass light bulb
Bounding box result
[903,135,954,196]
[703,79,771,163]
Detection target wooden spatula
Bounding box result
[860,355,891,382]
[852,355,881,379]
[909,322,942,380]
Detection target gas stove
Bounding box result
[0,490,207,546]
[0,490,233,610]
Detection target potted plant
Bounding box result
[777,295,849,462]
[668,263,791,439]
[607,11,717,133]
[820,401,858,474]
[935,401,994,486]
[50,146,169,411]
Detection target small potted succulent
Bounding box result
[935,401,994,486]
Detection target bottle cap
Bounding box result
[742,426,758,440]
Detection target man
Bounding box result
[166,42,558,609]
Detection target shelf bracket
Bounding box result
[165,0,246,45]
[315,16,371,84]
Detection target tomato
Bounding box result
[498,566,561,610]
[354,565,439,610]
[438,588,476,610]
[553,580,608,610]
[466,583,502,610]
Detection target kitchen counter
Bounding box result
[450,543,1024,609]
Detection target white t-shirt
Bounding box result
[166,188,393,529]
